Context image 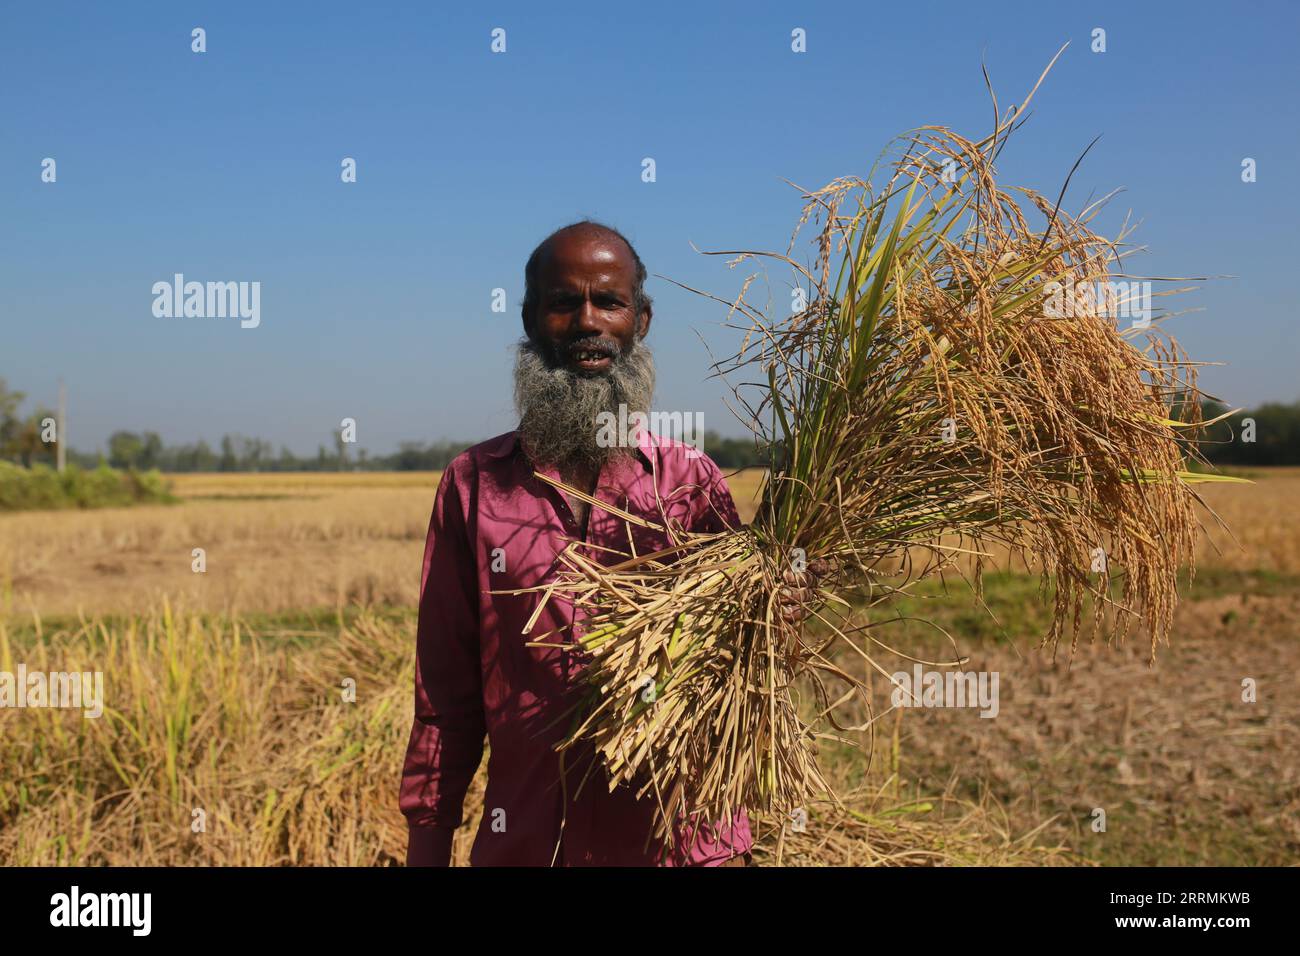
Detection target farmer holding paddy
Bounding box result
[399,222,814,866]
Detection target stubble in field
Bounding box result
[0,467,1294,865]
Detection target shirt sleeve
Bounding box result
[399,459,487,833]
[688,453,743,534]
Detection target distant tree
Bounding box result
[699,431,767,469]
[176,440,216,472]
[108,431,145,469]
[391,441,427,470]
[11,407,56,466]
[219,435,238,472]
[0,379,25,460]
[237,436,270,471]
[138,431,163,469]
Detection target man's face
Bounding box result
[527,229,651,375]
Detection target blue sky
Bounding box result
[2,1,1297,456]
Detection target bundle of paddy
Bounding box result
[523,76,1243,846]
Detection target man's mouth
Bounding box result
[565,343,617,373]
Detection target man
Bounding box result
[400,221,810,866]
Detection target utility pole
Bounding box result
[57,378,67,473]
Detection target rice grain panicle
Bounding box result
[519,58,1245,847]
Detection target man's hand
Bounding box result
[777,558,832,626]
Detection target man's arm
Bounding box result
[399,460,487,866]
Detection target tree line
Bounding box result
[4,378,1296,471]
[85,431,773,472]
[1199,399,1300,467]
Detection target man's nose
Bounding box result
[575,297,603,332]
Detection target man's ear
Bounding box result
[636,302,653,340]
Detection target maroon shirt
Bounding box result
[399,429,753,865]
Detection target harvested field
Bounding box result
[0,468,1294,865]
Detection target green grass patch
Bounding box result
[1181,566,1300,600]
[0,462,175,512]
[2,604,417,652]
